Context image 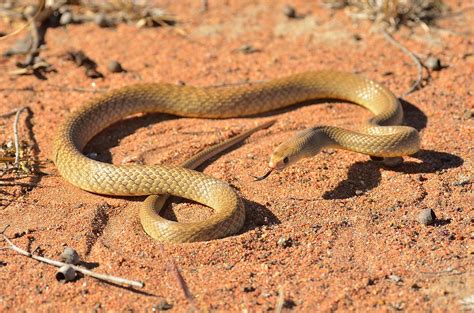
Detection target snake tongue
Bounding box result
[252,168,273,181]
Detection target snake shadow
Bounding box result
[152,163,280,232]
[322,149,464,199]
[157,196,280,234]
[84,112,177,163]
[322,99,464,200]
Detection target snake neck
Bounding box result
[300,125,420,158]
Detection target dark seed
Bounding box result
[283,5,297,18]
[94,13,112,28]
[107,60,124,73]
[425,56,443,71]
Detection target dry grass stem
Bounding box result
[382,30,424,96]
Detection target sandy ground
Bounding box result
[0,0,472,311]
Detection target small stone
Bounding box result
[243,286,256,292]
[277,236,292,248]
[107,60,124,73]
[425,56,443,71]
[388,274,402,283]
[136,18,148,28]
[94,13,112,28]
[152,300,173,311]
[417,209,436,225]
[60,12,73,25]
[85,68,104,79]
[60,247,81,265]
[355,190,363,196]
[452,175,471,187]
[283,5,297,18]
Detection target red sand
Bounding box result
[0,1,472,311]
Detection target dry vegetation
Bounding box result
[323,0,447,29]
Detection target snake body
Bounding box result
[54,71,420,242]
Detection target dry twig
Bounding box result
[382,30,424,96]
[0,0,45,41]
[1,107,28,170]
[1,232,144,288]
[275,285,285,313]
[158,244,196,309]
[13,107,27,167]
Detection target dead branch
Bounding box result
[13,107,27,167]
[1,233,144,288]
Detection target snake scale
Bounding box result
[54,71,420,242]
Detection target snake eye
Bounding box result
[283,157,289,164]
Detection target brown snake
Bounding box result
[53,71,420,242]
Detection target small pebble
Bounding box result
[85,68,104,79]
[417,208,436,225]
[60,247,81,265]
[60,12,73,25]
[388,274,402,283]
[355,190,363,196]
[107,60,125,73]
[94,13,111,28]
[283,5,297,18]
[277,236,292,248]
[425,56,443,71]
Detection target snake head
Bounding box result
[269,136,310,171]
[254,128,323,181]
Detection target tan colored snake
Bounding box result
[54,71,420,242]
